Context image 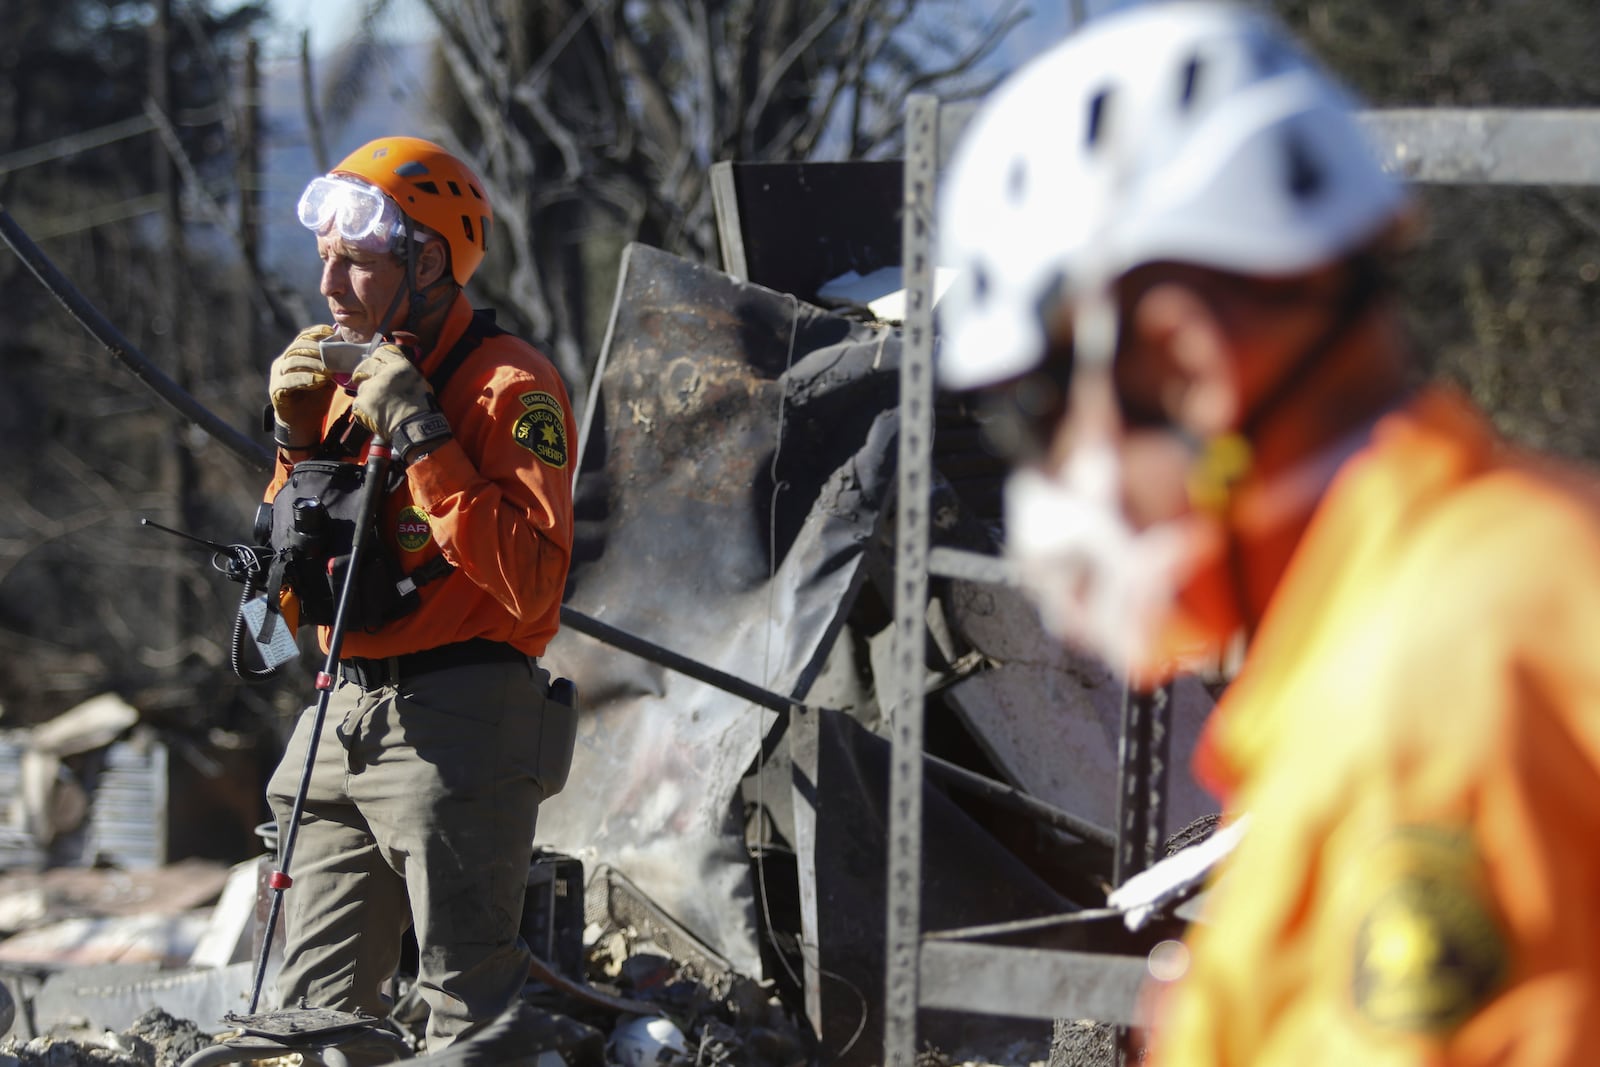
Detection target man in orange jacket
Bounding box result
[936,3,1600,1064]
[262,136,576,1048]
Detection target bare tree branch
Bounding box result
[414,0,1017,395]
[299,31,330,173]
[743,1,851,157]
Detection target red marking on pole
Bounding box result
[269,871,293,890]
[316,671,333,689]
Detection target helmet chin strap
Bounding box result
[365,214,430,346]
[402,214,427,336]
[371,283,409,344]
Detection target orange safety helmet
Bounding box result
[330,136,493,286]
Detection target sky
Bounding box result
[259,0,435,60]
[260,0,1098,64]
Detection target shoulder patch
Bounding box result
[512,390,568,468]
[1349,826,1507,1036]
[395,506,433,553]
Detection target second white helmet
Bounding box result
[936,1,1409,391]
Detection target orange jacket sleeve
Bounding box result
[256,300,575,660]
[1152,390,1600,1067]
[405,341,576,629]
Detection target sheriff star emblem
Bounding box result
[1348,826,1508,1035]
[512,390,568,468]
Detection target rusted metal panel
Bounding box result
[540,242,900,978]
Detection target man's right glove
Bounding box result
[347,342,453,463]
[268,325,337,451]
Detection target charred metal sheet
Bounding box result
[940,580,1219,844]
[539,242,900,978]
[709,160,903,303]
[791,706,1071,1066]
[918,942,1149,1026]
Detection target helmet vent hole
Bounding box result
[460,215,475,243]
[447,180,462,196]
[1085,89,1112,148]
[1179,56,1203,109]
[480,216,491,251]
[469,184,485,201]
[1032,270,1067,328]
[414,180,441,195]
[1007,159,1028,204]
[1283,131,1324,200]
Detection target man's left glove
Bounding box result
[347,343,454,463]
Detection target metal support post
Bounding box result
[883,92,941,1067]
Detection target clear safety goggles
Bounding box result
[296,174,428,254]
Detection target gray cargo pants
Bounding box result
[266,657,551,1049]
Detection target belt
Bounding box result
[338,638,531,690]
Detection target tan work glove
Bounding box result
[268,325,337,450]
[348,342,453,463]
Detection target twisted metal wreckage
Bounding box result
[3,98,1577,1066]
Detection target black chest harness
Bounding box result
[239,312,504,670]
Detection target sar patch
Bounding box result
[1348,826,1507,1035]
[395,506,433,553]
[512,390,568,468]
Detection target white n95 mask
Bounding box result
[1003,443,1194,676]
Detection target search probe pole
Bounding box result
[247,435,393,1014]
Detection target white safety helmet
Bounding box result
[936,0,1409,391]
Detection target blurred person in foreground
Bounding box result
[262,136,577,1047]
[938,2,1600,1063]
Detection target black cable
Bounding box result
[0,205,272,472]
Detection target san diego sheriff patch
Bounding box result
[396,506,433,553]
[1347,826,1508,1036]
[512,390,568,468]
